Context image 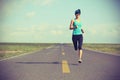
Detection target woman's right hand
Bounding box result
[75,26,78,29]
[69,19,74,30]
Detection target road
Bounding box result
[0,44,120,80]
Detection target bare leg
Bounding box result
[78,49,83,63]
[79,50,83,59]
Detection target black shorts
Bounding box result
[72,34,83,50]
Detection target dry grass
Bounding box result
[0,43,53,60]
[83,44,120,54]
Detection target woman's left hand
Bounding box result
[81,29,84,33]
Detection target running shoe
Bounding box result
[78,59,82,63]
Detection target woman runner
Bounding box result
[69,9,84,63]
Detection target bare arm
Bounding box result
[69,20,74,30]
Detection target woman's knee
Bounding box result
[78,47,82,50]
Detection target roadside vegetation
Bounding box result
[0,43,53,60]
[83,44,120,54]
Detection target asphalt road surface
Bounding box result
[0,44,120,80]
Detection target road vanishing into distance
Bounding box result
[0,44,120,80]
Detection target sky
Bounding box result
[0,0,120,43]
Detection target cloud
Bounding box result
[26,11,36,18]
[32,0,55,6]
[51,30,63,35]
[41,0,55,6]
[85,23,120,36]
[83,23,120,43]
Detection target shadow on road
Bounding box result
[16,61,78,66]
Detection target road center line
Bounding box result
[62,60,70,73]
[61,47,65,55]
[62,52,65,55]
